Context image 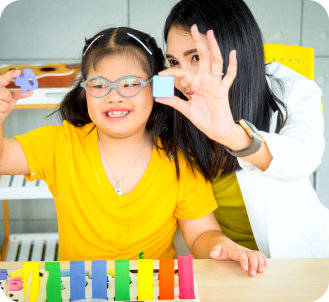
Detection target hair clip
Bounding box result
[83,34,104,56]
[127,32,152,55]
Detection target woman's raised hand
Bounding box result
[156,25,238,146]
[0,69,33,123]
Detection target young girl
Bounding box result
[156,0,329,257]
[0,27,266,276]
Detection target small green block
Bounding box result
[115,260,130,301]
[45,262,62,302]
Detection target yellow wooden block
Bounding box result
[23,262,40,302]
[108,267,115,277]
[138,259,153,301]
[10,268,23,278]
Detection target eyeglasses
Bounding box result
[80,76,153,98]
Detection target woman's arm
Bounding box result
[238,67,324,181]
[178,212,267,277]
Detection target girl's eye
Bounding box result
[192,54,200,62]
[168,59,179,67]
[122,79,140,88]
[91,79,107,88]
[94,84,106,89]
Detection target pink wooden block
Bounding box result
[9,277,23,291]
[177,254,195,299]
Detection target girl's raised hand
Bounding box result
[156,25,238,146]
[0,69,33,123]
[210,235,268,277]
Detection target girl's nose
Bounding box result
[105,87,125,103]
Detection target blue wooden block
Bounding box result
[70,261,86,301]
[92,260,107,300]
[0,269,7,280]
[152,75,174,98]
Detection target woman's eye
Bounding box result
[168,59,179,67]
[192,55,200,62]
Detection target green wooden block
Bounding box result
[115,260,130,301]
[45,262,62,302]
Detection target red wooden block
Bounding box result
[159,258,174,300]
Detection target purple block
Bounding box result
[14,68,38,94]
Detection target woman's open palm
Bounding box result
[156,25,238,144]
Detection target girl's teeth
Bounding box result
[107,111,128,117]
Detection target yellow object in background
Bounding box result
[138,259,153,301]
[10,268,23,278]
[264,43,314,80]
[23,262,40,302]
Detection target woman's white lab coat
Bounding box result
[236,62,329,258]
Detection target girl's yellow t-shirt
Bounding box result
[212,171,258,250]
[15,121,217,261]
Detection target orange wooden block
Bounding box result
[159,258,174,300]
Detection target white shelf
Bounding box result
[15,87,72,105]
[0,175,52,200]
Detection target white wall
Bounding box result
[0,0,328,246]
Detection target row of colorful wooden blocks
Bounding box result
[0,254,195,302]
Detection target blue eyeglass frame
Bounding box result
[80,75,153,98]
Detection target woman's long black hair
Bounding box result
[164,0,288,179]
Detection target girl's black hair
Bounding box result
[164,0,288,179]
[55,27,189,177]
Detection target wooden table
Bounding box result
[1,259,329,301]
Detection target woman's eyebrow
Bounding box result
[166,49,198,58]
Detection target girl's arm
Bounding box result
[0,70,32,175]
[178,212,267,277]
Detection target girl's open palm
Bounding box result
[156,25,238,145]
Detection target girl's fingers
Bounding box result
[0,69,21,87]
[11,89,33,101]
[256,252,266,273]
[207,30,224,77]
[155,96,190,118]
[190,24,211,75]
[0,86,12,103]
[221,50,238,89]
[209,244,223,259]
[247,252,258,277]
[236,252,249,272]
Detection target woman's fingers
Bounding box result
[221,50,238,89]
[155,95,190,118]
[190,25,211,75]
[158,68,195,90]
[207,30,224,78]
[159,67,194,82]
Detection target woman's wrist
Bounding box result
[218,122,253,151]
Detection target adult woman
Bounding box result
[156,0,329,257]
